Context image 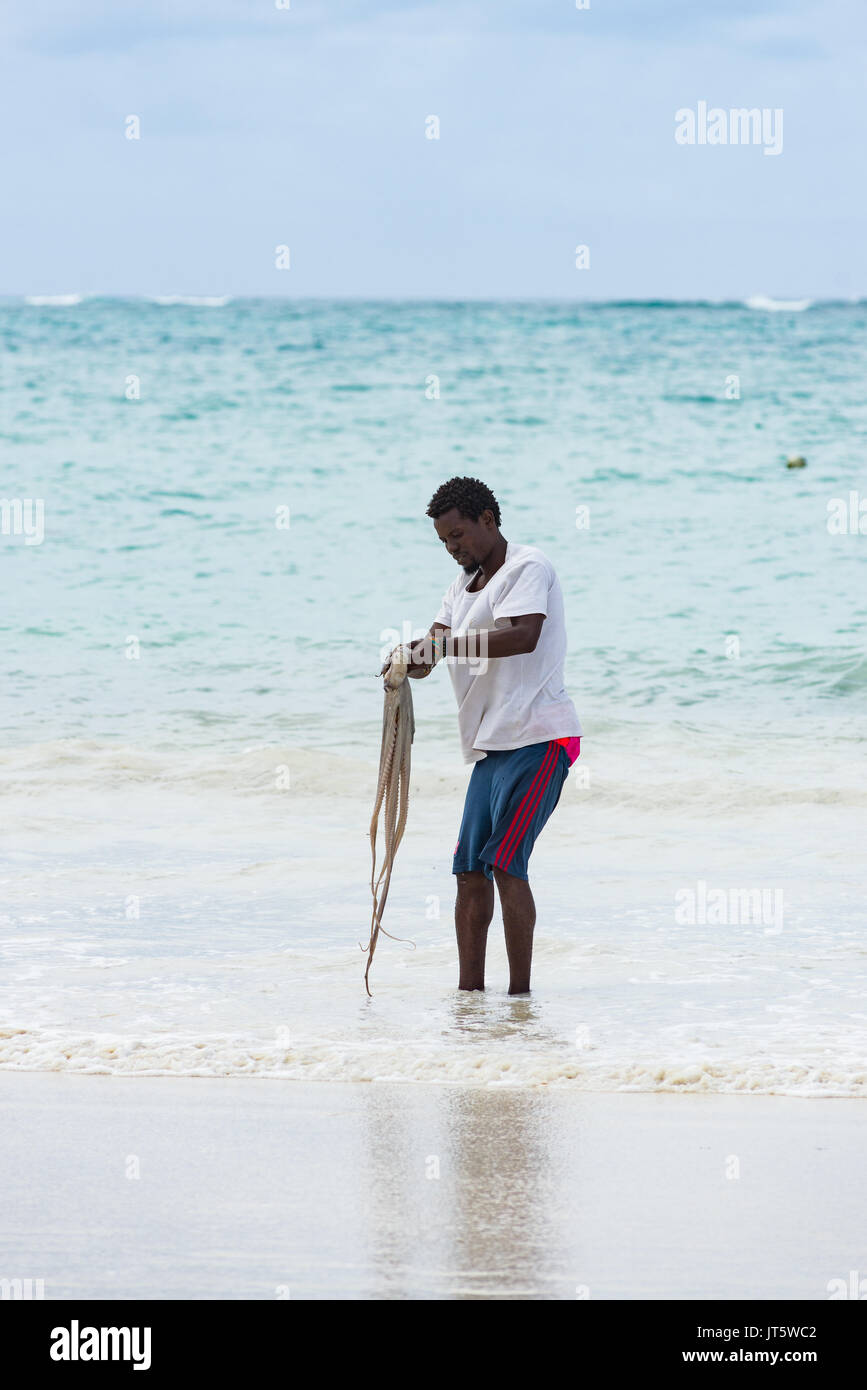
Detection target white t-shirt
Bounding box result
[434,541,582,764]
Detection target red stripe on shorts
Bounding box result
[493,741,559,872]
[498,743,561,872]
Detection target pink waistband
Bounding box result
[555,736,581,765]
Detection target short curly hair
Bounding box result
[426,476,501,528]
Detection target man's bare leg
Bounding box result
[455,870,494,990]
[492,866,536,994]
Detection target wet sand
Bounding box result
[1,1072,863,1300]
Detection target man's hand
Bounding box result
[380,635,443,681]
[380,641,432,681]
[405,655,434,679]
[380,625,450,682]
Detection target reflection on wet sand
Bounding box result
[359,1072,571,1298]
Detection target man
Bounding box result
[388,476,582,995]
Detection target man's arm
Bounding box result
[423,613,544,664]
[447,613,544,660]
[480,613,543,656]
[381,613,544,682]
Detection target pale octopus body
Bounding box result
[364,645,415,994]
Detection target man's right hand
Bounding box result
[405,657,433,679]
[379,644,425,682]
[380,628,448,681]
[405,639,434,678]
[380,641,432,680]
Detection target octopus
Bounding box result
[363,644,415,995]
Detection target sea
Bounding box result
[1,296,865,1093]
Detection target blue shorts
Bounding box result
[452,740,571,882]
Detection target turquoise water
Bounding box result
[2,297,866,752]
[1,298,865,1092]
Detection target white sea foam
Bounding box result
[0,1028,862,1095]
[745,294,812,311]
[1,737,864,818]
[24,293,84,306]
[1,733,864,1103]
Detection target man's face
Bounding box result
[433,508,495,573]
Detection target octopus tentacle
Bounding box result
[363,647,415,994]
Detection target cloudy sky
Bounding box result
[1,0,863,298]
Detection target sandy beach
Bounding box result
[2,1071,863,1300]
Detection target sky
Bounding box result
[0,0,864,299]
